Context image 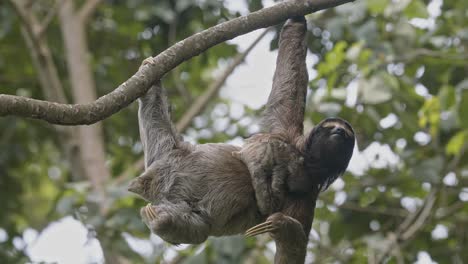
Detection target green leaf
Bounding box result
[438,85,456,110]
[446,130,468,156]
[367,0,390,15]
[359,188,379,207]
[419,97,441,137]
[458,88,468,129]
[317,41,348,76]
[404,0,429,18]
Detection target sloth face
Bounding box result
[320,118,354,143]
[304,117,355,191]
[307,118,354,150]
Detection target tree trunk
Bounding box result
[58,0,110,196]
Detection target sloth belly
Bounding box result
[154,143,262,235]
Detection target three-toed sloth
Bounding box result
[128,16,355,245]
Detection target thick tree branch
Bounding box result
[0,0,354,125]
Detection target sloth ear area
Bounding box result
[128,168,156,200]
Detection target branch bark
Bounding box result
[0,0,354,125]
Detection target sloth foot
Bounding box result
[245,213,306,242]
[141,203,172,233]
[245,219,276,237]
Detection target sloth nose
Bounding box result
[331,127,345,136]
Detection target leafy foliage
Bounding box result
[0,0,467,263]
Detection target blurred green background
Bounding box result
[0,0,467,263]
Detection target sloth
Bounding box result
[232,15,354,217]
[129,81,261,244]
[232,117,355,216]
[128,16,355,249]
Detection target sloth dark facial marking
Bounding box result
[303,117,355,191]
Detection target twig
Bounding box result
[376,189,438,263]
[435,201,465,220]
[400,191,436,240]
[336,202,407,217]
[0,0,354,125]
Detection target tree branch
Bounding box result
[9,0,38,38]
[37,0,64,38]
[78,0,103,23]
[0,0,354,125]
[176,28,270,131]
[376,189,438,263]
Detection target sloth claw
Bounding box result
[145,203,157,220]
[245,221,276,237]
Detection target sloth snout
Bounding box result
[331,127,345,136]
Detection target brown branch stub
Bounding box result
[1,0,355,125]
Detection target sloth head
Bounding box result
[304,117,355,191]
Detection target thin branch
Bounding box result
[78,0,103,23]
[375,146,468,262]
[435,201,465,220]
[10,0,68,104]
[375,147,467,262]
[176,28,270,131]
[376,189,438,263]
[113,28,270,184]
[168,14,193,104]
[9,0,38,38]
[400,190,436,240]
[37,0,64,38]
[336,202,407,217]
[389,48,468,64]
[0,0,355,125]
[113,158,144,185]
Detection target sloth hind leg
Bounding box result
[141,202,209,244]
